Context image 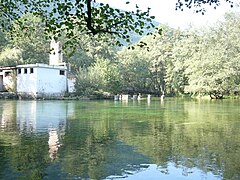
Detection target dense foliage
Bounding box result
[0,0,235,47]
[0,0,158,48]
[73,12,239,98]
[0,14,49,66]
[0,0,239,98]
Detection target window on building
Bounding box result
[30,68,34,74]
[59,70,65,75]
[24,68,27,74]
[5,72,11,77]
[18,69,21,74]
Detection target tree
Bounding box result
[118,46,151,94]
[1,0,235,48]
[6,14,49,64]
[176,0,235,14]
[75,58,121,96]
[0,0,156,48]
[117,12,240,98]
[221,13,240,95]
[124,25,184,96]
[141,25,182,96]
[170,30,201,95]
[0,30,8,52]
[182,12,240,98]
[65,34,118,72]
[0,47,23,66]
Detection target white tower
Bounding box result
[49,40,63,65]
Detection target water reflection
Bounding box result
[48,128,60,161]
[16,101,67,133]
[106,163,221,180]
[15,101,70,161]
[0,99,239,179]
[0,101,16,129]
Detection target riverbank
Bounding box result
[0,92,239,101]
[0,92,18,99]
[0,92,96,100]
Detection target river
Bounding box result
[0,98,239,179]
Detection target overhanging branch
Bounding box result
[85,0,123,35]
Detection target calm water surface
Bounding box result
[0,98,239,179]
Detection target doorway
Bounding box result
[0,75,3,91]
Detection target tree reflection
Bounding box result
[0,100,240,179]
[59,100,240,179]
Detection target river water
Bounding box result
[0,98,239,179]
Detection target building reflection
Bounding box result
[16,101,36,133]
[15,101,73,160]
[48,128,61,160]
[0,101,16,129]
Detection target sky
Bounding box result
[97,0,239,29]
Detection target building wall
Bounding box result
[36,67,67,96]
[17,67,37,96]
[17,65,67,97]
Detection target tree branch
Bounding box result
[86,0,97,35]
[85,0,122,35]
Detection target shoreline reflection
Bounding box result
[0,99,239,180]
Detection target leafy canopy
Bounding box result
[176,0,235,14]
[1,0,157,47]
[0,0,235,47]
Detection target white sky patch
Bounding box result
[96,0,239,29]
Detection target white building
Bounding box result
[16,63,68,98]
[0,40,75,98]
[17,40,75,98]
